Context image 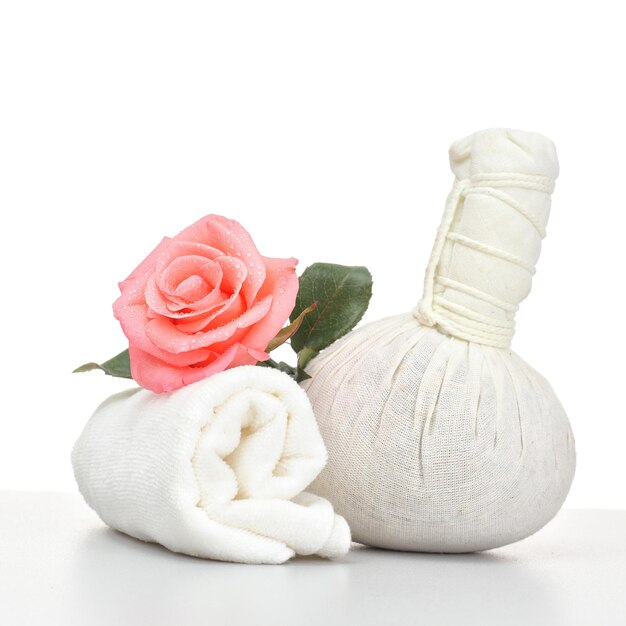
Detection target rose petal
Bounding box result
[145,257,227,317]
[176,215,266,305]
[145,255,250,330]
[239,256,299,352]
[173,293,245,334]
[228,345,269,369]
[215,255,248,295]
[161,256,222,298]
[145,295,273,353]
[154,240,223,288]
[129,343,241,393]
[115,302,217,367]
[114,237,172,311]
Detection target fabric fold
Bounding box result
[72,365,350,564]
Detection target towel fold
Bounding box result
[72,365,350,564]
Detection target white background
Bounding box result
[1,1,624,508]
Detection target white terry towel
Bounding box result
[72,366,351,564]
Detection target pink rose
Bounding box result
[113,215,298,393]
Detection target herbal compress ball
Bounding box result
[303,129,575,552]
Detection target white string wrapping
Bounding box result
[415,170,554,348]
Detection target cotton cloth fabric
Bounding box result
[303,129,576,553]
[73,366,350,564]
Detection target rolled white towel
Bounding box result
[72,365,351,564]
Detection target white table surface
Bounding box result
[1,492,625,626]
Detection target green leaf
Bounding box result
[266,301,318,352]
[257,357,297,379]
[290,263,372,369]
[296,347,318,369]
[295,366,311,383]
[73,349,133,379]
